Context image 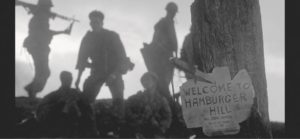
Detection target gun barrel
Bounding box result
[15,0,25,5]
[15,0,35,9]
[54,13,80,22]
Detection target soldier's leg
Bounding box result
[77,96,100,137]
[24,50,38,98]
[156,68,173,102]
[153,56,173,100]
[25,49,50,98]
[82,74,105,103]
[151,60,168,98]
[35,50,51,91]
[164,65,175,98]
[108,75,124,117]
[81,75,106,137]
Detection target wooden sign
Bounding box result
[180,67,255,136]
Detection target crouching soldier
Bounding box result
[121,72,172,138]
[36,71,98,137]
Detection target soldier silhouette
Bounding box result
[121,72,172,138]
[75,10,133,117]
[21,0,73,99]
[36,71,99,137]
[141,2,178,103]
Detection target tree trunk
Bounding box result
[191,0,272,137]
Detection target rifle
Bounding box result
[15,0,35,13]
[15,0,80,23]
[53,14,80,23]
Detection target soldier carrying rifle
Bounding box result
[141,2,178,103]
[16,0,79,99]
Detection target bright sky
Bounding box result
[15,0,284,122]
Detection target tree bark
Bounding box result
[191,0,272,137]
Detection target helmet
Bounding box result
[37,0,53,7]
[165,2,178,13]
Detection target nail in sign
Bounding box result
[180,67,255,136]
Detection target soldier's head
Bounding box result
[165,2,178,19]
[60,71,73,88]
[89,10,104,32]
[37,0,53,11]
[141,72,159,91]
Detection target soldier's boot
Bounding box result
[24,84,36,99]
[85,104,100,137]
[25,68,50,99]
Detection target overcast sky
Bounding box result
[15,0,284,122]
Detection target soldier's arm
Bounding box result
[76,33,90,71]
[111,33,127,75]
[75,33,90,88]
[180,35,190,62]
[50,25,72,36]
[50,30,67,36]
[170,28,178,57]
[50,21,74,36]
[114,33,127,62]
[167,21,178,57]
[75,70,83,90]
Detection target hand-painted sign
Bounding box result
[180,67,255,136]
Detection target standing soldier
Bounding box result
[75,10,133,116]
[19,0,73,99]
[141,2,178,103]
